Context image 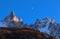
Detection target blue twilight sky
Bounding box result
[0,0,60,24]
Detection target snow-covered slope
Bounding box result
[34,17,51,34]
[0,22,7,27]
[39,26,50,34]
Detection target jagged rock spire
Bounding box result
[9,11,15,17]
[3,11,18,22]
[3,11,15,22]
[42,17,49,21]
[35,19,40,24]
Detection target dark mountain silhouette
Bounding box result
[0,27,56,39]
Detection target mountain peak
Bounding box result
[9,11,15,17]
[42,17,49,21]
[3,11,18,22]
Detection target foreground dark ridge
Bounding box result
[0,27,56,39]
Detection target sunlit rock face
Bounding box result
[2,11,24,27]
[0,22,7,27]
[13,16,19,22]
[50,19,56,24]
[4,11,19,22]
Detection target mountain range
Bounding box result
[0,11,60,39]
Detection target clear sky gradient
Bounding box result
[0,0,60,24]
